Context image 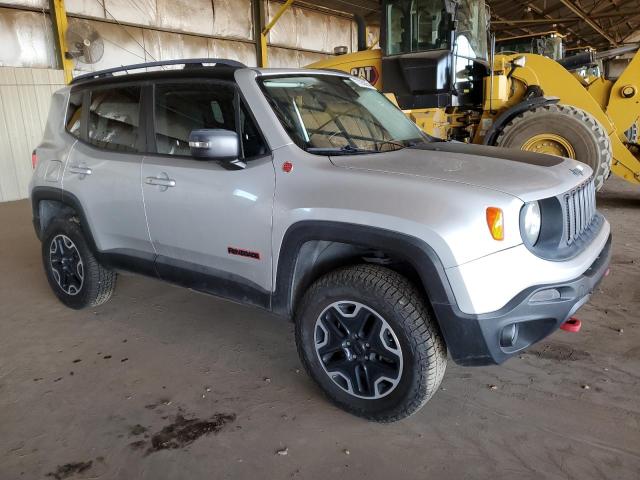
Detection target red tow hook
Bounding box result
[560,317,582,333]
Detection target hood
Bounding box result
[330,142,590,202]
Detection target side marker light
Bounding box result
[486,207,504,241]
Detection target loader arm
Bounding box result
[606,50,640,139]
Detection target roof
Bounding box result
[488,0,639,51]
[70,58,245,86]
[297,0,638,51]
[68,61,352,90]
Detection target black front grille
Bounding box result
[563,177,596,245]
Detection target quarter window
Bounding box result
[65,91,83,138]
[88,86,141,152]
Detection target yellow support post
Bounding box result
[259,0,294,67]
[49,0,74,84]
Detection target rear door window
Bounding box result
[87,86,142,152]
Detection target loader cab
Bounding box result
[381,0,489,110]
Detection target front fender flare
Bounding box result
[271,221,457,318]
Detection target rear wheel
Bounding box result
[495,104,612,190]
[42,217,116,309]
[295,264,447,422]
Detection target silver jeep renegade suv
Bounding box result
[30,59,611,422]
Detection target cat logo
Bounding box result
[350,66,379,86]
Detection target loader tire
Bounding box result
[495,104,612,191]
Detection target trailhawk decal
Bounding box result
[350,66,379,86]
[228,247,261,260]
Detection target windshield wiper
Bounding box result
[406,137,445,148]
[306,145,375,155]
[375,139,406,151]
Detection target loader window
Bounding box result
[454,0,488,60]
[385,0,487,60]
[385,0,452,55]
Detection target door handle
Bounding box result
[69,165,92,176]
[145,176,176,188]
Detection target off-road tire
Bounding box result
[495,104,612,190]
[295,264,447,422]
[42,217,116,309]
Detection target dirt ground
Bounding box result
[0,177,638,480]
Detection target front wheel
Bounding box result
[295,265,447,422]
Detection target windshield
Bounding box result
[385,0,488,60]
[259,75,426,154]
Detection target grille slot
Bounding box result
[563,177,595,245]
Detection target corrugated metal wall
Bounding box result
[0,0,364,201]
[0,1,357,72]
[265,1,352,67]
[0,67,64,202]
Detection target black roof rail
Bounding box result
[70,58,246,85]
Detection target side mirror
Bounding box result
[188,129,244,168]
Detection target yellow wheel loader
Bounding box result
[497,32,640,148]
[307,0,640,190]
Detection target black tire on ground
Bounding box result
[494,104,612,191]
[295,264,447,422]
[42,217,116,310]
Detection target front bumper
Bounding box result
[433,234,611,366]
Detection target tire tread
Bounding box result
[42,217,116,309]
[296,264,447,422]
[495,103,612,190]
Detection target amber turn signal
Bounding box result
[486,207,504,241]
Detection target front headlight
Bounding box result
[521,201,541,245]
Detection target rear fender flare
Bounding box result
[31,186,99,254]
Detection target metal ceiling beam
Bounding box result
[604,11,640,32]
[540,0,620,19]
[555,0,620,45]
[490,12,535,37]
[623,27,640,42]
[492,17,578,25]
[494,0,593,47]
[491,9,640,25]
